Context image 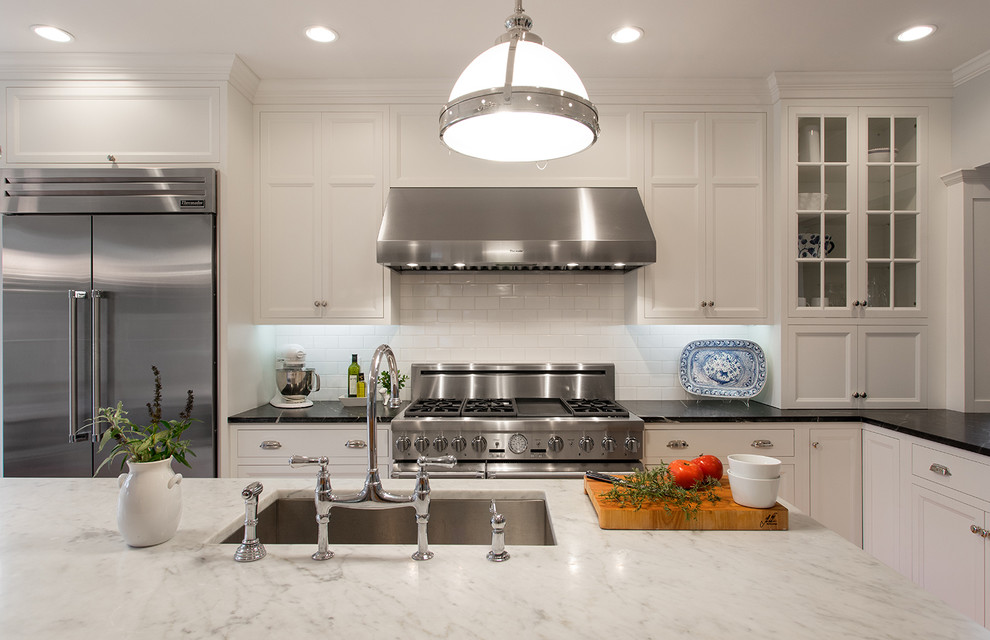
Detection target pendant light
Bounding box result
[439,0,600,163]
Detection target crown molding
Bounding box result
[768,70,954,102]
[0,52,253,87]
[953,48,990,86]
[253,76,772,106]
[940,167,990,187]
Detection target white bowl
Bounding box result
[727,470,781,509]
[727,453,781,479]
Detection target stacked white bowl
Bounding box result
[726,454,781,509]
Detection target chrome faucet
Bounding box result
[290,343,456,561]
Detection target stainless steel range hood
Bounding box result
[376,187,656,271]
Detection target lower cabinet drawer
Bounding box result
[644,429,796,462]
[235,428,389,461]
[911,443,990,503]
[235,463,387,479]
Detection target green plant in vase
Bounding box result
[91,365,197,475]
[378,369,409,402]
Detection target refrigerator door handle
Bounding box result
[67,290,88,443]
[91,289,104,442]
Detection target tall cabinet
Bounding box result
[627,111,767,322]
[782,106,927,408]
[256,109,397,323]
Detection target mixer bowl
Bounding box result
[276,368,321,401]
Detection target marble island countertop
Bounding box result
[3,476,988,639]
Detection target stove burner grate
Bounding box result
[462,398,517,417]
[404,398,464,417]
[564,398,630,417]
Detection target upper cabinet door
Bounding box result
[633,111,767,322]
[5,87,220,164]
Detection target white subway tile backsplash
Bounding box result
[271,273,766,402]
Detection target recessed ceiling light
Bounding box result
[610,26,643,44]
[305,25,338,43]
[896,25,936,42]
[32,25,74,43]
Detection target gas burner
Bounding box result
[404,398,464,417]
[462,398,517,417]
[564,398,629,417]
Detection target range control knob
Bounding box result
[471,435,488,453]
[450,436,467,452]
[547,435,564,452]
[413,436,430,454]
[578,436,595,452]
[601,435,617,452]
[624,436,641,454]
[433,435,449,452]
[394,435,411,452]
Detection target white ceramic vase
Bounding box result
[116,457,183,547]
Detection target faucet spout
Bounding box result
[366,344,401,477]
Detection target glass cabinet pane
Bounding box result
[824,165,847,210]
[867,263,891,307]
[823,117,846,162]
[893,214,917,259]
[867,118,891,157]
[894,166,917,211]
[824,262,847,308]
[867,214,891,259]
[867,166,890,210]
[893,263,917,307]
[798,262,821,307]
[798,117,821,163]
[823,214,847,259]
[894,118,917,162]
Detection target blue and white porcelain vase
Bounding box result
[116,456,183,547]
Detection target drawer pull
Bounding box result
[929,463,952,477]
[972,525,990,538]
[345,439,367,449]
[666,439,689,449]
[259,440,282,450]
[751,440,774,449]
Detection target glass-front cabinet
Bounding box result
[789,107,925,318]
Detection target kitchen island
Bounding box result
[2,476,986,639]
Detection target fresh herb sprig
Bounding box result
[598,463,721,517]
[88,365,197,475]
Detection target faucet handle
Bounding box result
[416,455,457,470]
[288,455,330,472]
[241,481,264,501]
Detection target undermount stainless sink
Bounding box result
[220,497,556,546]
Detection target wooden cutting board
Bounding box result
[584,476,788,531]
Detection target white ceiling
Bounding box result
[2,0,989,84]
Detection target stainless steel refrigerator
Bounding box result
[1,168,217,478]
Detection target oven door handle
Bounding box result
[487,470,587,479]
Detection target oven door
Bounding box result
[485,460,644,479]
[390,460,486,479]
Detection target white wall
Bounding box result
[952,65,990,169]
[271,270,770,403]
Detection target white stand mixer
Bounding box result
[270,344,321,408]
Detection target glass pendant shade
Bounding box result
[440,11,599,163]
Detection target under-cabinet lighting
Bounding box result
[305,26,338,43]
[406,263,419,268]
[613,262,626,268]
[453,262,466,268]
[610,27,643,44]
[896,25,936,42]
[32,25,73,43]
[567,262,579,268]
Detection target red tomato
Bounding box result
[667,459,705,489]
[691,454,724,481]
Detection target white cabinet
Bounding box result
[809,427,862,546]
[257,110,397,323]
[785,325,926,408]
[230,423,390,478]
[787,107,926,319]
[862,429,905,574]
[629,111,767,321]
[4,86,220,164]
[911,485,987,625]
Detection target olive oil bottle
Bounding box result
[356,373,366,398]
[347,354,360,397]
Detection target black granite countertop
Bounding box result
[229,400,990,458]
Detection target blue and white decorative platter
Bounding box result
[678,339,767,399]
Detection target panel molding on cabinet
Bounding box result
[862,429,904,574]
[5,86,220,163]
[632,111,767,322]
[809,427,863,546]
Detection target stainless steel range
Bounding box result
[390,364,644,479]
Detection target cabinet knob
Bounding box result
[344,439,367,449]
[929,462,952,477]
[666,439,689,449]
[700,301,708,308]
[107,154,116,162]
[259,440,282,450]
[853,301,861,307]
[971,525,990,538]
[861,300,868,307]
[314,300,321,308]
[853,392,861,398]
[751,439,774,449]
[812,441,820,449]
[321,300,328,307]
[861,392,867,398]
[708,300,715,308]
